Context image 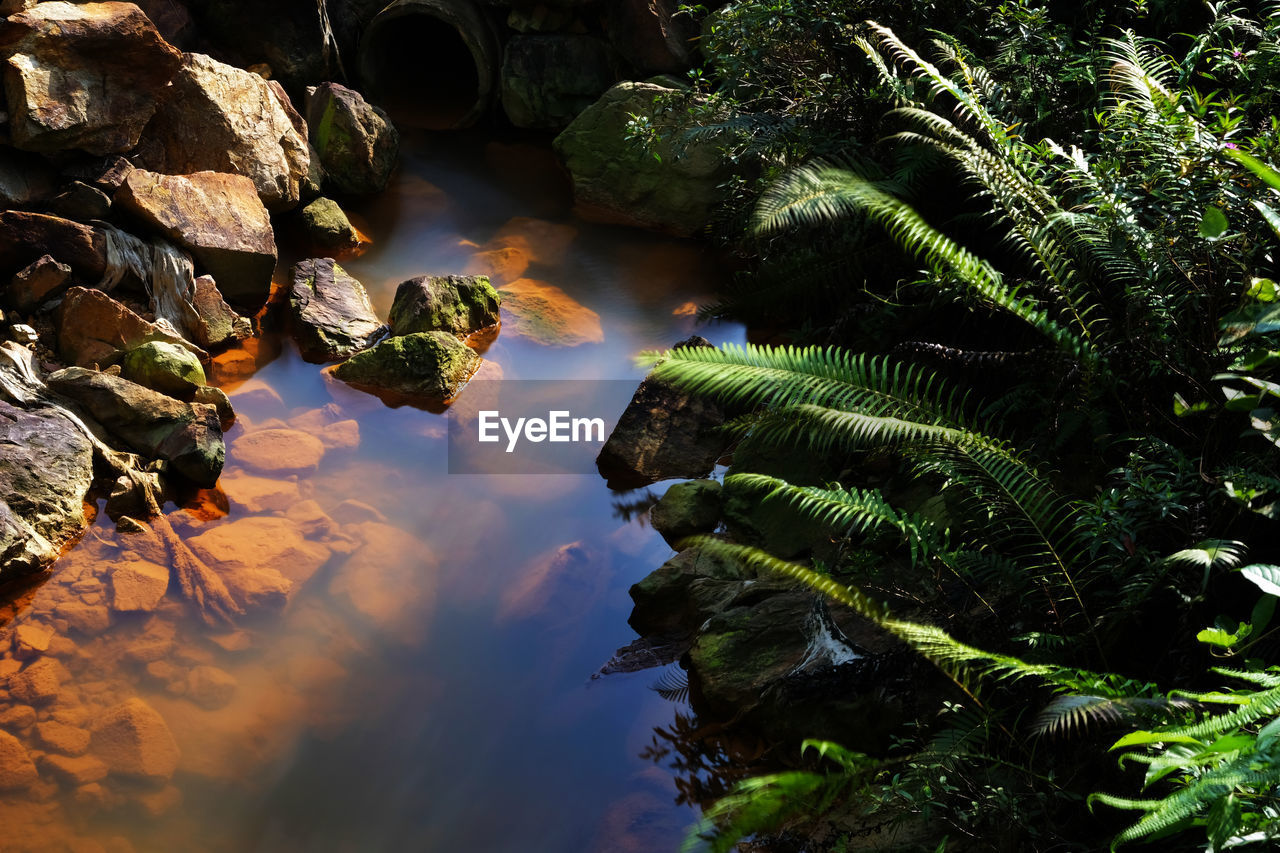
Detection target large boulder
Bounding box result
[56,286,203,368]
[139,52,310,211]
[553,81,741,236]
[0,397,94,583]
[115,170,277,309]
[500,34,621,130]
[47,366,225,487]
[305,82,399,195]
[0,212,106,284]
[0,1,183,155]
[388,274,500,337]
[289,258,384,363]
[332,331,480,402]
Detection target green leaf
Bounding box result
[1200,206,1229,239]
[1197,627,1242,648]
[1225,147,1280,191]
[1241,565,1280,597]
[1246,277,1280,303]
[1219,303,1280,345]
[1255,200,1280,241]
[1110,730,1203,750]
[1207,792,1242,853]
[1173,393,1212,417]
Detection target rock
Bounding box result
[299,197,360,253]
[185,666,236,710]
[628,542,753,636]
[54,601,111,635]
[604,0,693,74]
[0,146,55,208]
[501,35,622,130]
[388,274,500,337]
[497,278,602,346]
[0,704,35,731]
[218,472,300,513]
[331,499,386,525]
[187,516,329,609]
[7,255,71,314]
[8,658,65,705]
[0,1,183,155]
[488,217,577,266]
[191,386,235,432]
[120,341,207,398]
[650,479,722,546]
[36,721,90,756]
[54,286,202,368]
[140,52,310,211]
[305,82,399,195]
[0,398,94,582]
[0,212,106,284]
[61,155,134,195]
[329,522,436,644]
[190,275,251,350]
[230,428,325,476]
[46,366,225,487]
[596,338,728,488]
[288,258,384,363]
[554,82,743,235]
[0,659,24,680]
[90,698,180,781]
[12,623,53,660]
[46,181,112,222]
[115,170,278,308]
[40,753,109,786]
[332,331,481,402]
[465,246,529,286]
[136,783,182,816]
[108,560,170,613]
[0,730,38,790]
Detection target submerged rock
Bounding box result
[47,366,225,487]
[140,52,310,211]
[0,730,38,791]
[56,286,203,369]
[289,258,384,363]
[388,274,501,337]
[650,479,722,546]
[109,560,171,613]
[229,428,326,476]
[305,82,399,195]
[299,197,361,253]
[187,516,330,610]
[121,341,207,398]
[0,1,183,155]
[185,666,237,710]
[90,698,181,781]
[332,331,481,402]
[497,278,602,346]
[115,169,278,309]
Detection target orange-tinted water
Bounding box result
[0,131,745,852]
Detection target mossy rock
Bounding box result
[650,478,722,546]
[723,439,840,560]
[120,341,206,398]
[332,331,480,401]
[299,197,358,251]
[388,275,501,337]
[628,541,754,636]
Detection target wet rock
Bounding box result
[185,666,236,710]
[331,499,386,525]
[190,275,252,350]
[650,479,722,546]
[465,247,529,286]
[230,428,325,476]
[46,181,112,222]
[489,217,578,266]
[596,339,728,488]
[628,541,753,636]
[0,729,38,790]
[219,473,300,513]
[115,170,277,309]
[192,386,235,432]
[0,146,55,208]
[0,212,107,284]
[332,331,481,402]
[54,601,111,636]
[136,783,182,817]
[0,704,36,731]
[41,753,109,786]
[7,255,71,315]
[0,398,94,581]
[187,516,330,610]
[305,82,399,195]
[36,721,90,756]
[286,500,337,540]
[497,278,602,346]
[90,698,180,781]
[55,286,204,369]
[108,560,170,613]
[289,258,384,363]
[12,624,53,660]
[0,1,183,155]
[299,197,360,253]
[501,35,621,130]
[498,541,606,623]
[389,275,500,337]
[8,658,66,705]
[604,0,693,74]
[554,82,743,236]
[329,522,436,644]
[47,366,225,487]
[120,341,206,398]
[140,52,310,211]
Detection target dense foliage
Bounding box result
[644,1,1280,850]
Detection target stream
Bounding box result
[0,128,745,852]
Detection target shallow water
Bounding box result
[0,130,745,852]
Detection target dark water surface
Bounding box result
[0,130,744,852]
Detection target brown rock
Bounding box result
[36,720,90,756]
[330,522,437,644]
[115,170,277,309]
[12,623,53,660]
[55,286,203,369]
[0,144,55,207]
[0,212,106,284]
[187,516,330,609]
[218,473,300,513]
[136,783,182,817]
[497,278,603,346]
[289,258,385,363]
[108,561,169,613]
[230,428,325,476]
[141,52,309,211]
[0,729,38,790]
[0,659,21,679]
[41,753,109,785]
[330,499,387,525]
[192,385,235,432]
[8,658,65,705]
[185,666,236,710]
[90,698,180,781]
[465,246,529,286]
[8,255,70,314]
[54,602,111,636]
[0,704,36,731]
[191,275,251,349]
[0,2,183,154]
[305,82,399,195]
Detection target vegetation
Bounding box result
[638,1,1280,849]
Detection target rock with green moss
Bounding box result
[628,541,754,637]
[121,341,206,398]
[650,479,722,546]
[332,332,480,401]
[305,82,398,195]
[299,197,359,253]
[389,275,501,337]
[289,258,385,363]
